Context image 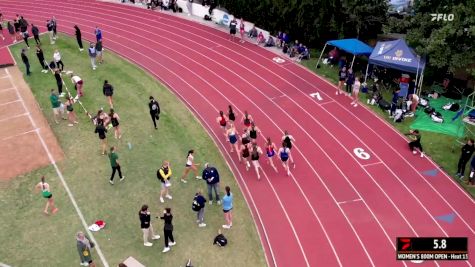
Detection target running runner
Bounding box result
[35,176,59,215]
[250,142,263,180]
[180,150,202,183]
[240,142,251,171]
[228,105,235,123]
[241,111,253,128]
[278,142,292,176]
[248,122,261,141]
[216,110,227,131]
[281,130,296,168]
[265,137,278,172]
[225,122,241,161]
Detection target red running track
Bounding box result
[1,1,474,266]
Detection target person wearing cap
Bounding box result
[21,48,31,76]
[157,161,173,203]
[76,231,96,267]
[202,163,220,205]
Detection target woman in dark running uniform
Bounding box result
[103,80,114,108]
[240,142,251,171]
[74,25,83,51]
[0,20,4,41]
[109,109,121,139]
[7,21,16,43]
[250,142,263,180]
[265,137,278,172]
[281,130,296,168]
[249,122,261,141]
[242,111,253,128]
[228,105,235,123]
[94,119,108,155]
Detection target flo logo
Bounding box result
[398,238,411,251]
[430,14,454,22]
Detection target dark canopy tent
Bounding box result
[316,38,373,69]
[366,39,426,93]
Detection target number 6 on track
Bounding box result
[354,148,370,160]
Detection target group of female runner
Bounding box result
[218,105,296,179]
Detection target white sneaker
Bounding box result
[335,91,339,95]
[144,242,153,247]
[209,200,212,205]
[353,104,358,107]
[217,200,221,205]
[246,162,250,168]
[195,176,202,179]
[222,224,231,229]
[152,235,160,240]
[109,180,114,185]
[181,179,187,183]
[169,241,176,246]
[160,197,164,203]
[198,223,206,227]
[79,48,84,52]
[420,152,424,158]
[80,262,88,266]
[120,176,125,181]
[162,247,170,253]
[196,219,200,223]
[165,194,172,200]
[412,151,417,155]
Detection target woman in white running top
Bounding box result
[350,77,361,107]
[180,150,201,183]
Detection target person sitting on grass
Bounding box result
[256,31,265,45]
[248,26,258,38]
[264,35,275,47]
[296,48,309,62]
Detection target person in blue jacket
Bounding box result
[202,163,220,205]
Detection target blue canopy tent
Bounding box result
[316,38,373,69]
[366,39,426,94]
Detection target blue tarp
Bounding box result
[327,39,373,56]
[369,39,425,74]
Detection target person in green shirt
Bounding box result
[50,89,65,123]
[108,146,124,185]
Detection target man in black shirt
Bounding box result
[31,24,40,45]
[456,139,475,180]
[149,96,160,129]
[21,48,31,76]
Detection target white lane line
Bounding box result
[5,68,110,267]
[0,112,28,123]
[337,199,363,205]
[1,128,39,141]
[361,162,383,168]
[0,99,20,106]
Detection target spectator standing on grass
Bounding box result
[222,186,233,229]
[76,232,96,267]
[149,96,160,129]
[74,25,83,51]
[31,24,40,45]
[50,89,66,123]
[71,73,84,97]
[193,189,207,227]
[51,16,57,40]
[158,160,173,203]
[46,19,54,44]
[456,139,474,180]
[34,176,59,215]
[64,97,79,126]
[336,66,347,95]
[160,207,176,253]
[229,18,237,42]
[202,163,220,205]
[345,68,355,96]
[95,26,102,42]
[405,129,424,158]
[53,49,64,72]
[88,43,97,70]
[108,146,124,184]
[94,119,108,155]
[54,69,64,96]
[21,48,31,76]
[468,156,475,187]
[139,204,160,247]
[103,80,114,108]
[96,40,104,64]
[109,109,122,139]
[389,88,400,118]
